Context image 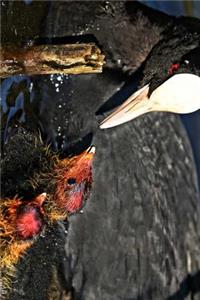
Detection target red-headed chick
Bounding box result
[48,146,95,221]
[0,193,46,271]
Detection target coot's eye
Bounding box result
[67,178,76,185]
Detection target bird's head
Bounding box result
[2,193,46,241]
[15,193,46,240]
[51,146,95,218]
[100,23,200,129]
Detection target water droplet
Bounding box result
[142,146,150,153]
[117,59,121,65]
[29,82,33,92]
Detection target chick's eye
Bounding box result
[67,178,76,185]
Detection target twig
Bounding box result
[0,43,105,78]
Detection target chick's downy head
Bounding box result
[0,193,46,274]
[53,146,95,215]
[15,193,46,240]
[3,193,46,241]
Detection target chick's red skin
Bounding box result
[66,189,85,213]
[5,193,46,240]
[54,151,94,214]
[16,206,43,239]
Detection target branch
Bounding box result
[0,43,105,78]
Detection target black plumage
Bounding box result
[1,1,200,300]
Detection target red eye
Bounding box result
[168,63,180,75]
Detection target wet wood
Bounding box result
[0,43,105,78]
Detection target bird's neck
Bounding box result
[119,1,174,72]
